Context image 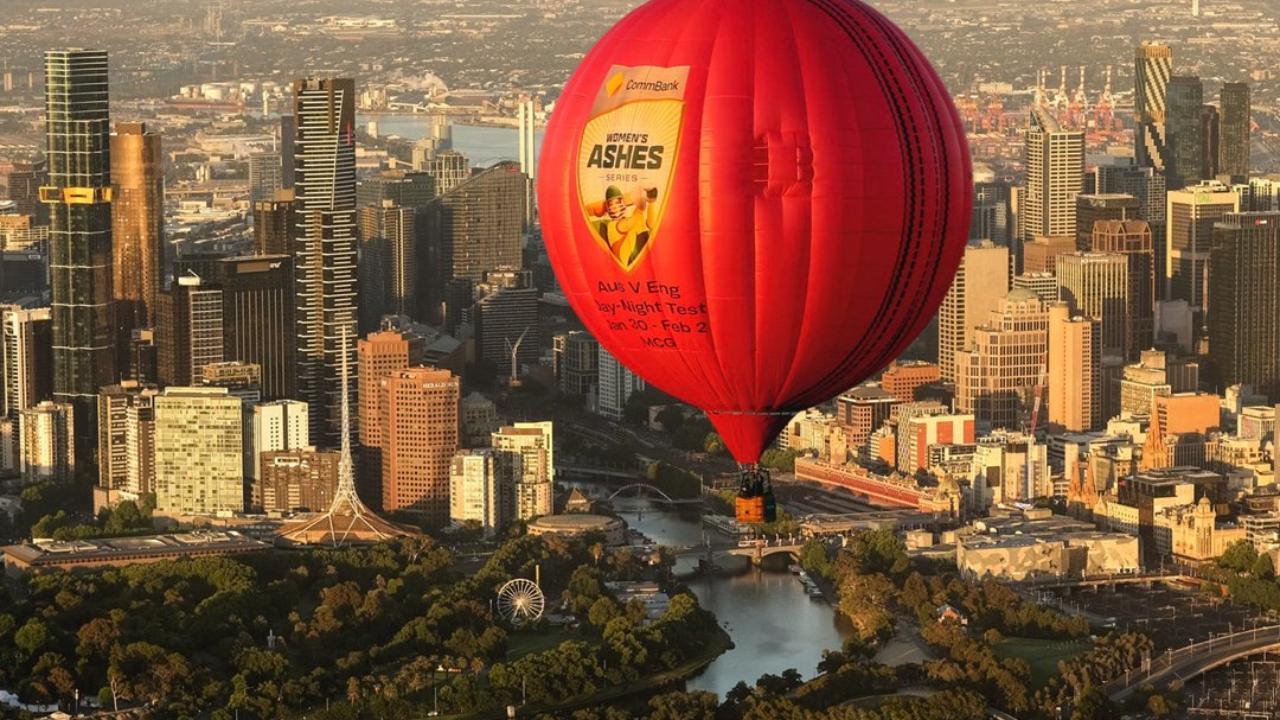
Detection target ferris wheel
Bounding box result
[496,578,545,626]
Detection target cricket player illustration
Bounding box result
[585,184,659,267]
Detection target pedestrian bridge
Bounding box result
[1108,625,1280,701]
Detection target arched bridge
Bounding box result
[725,535,808,564]
[1108,625,1280,701]
[606,483,703,505]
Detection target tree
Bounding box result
[647,690,718,720]
[1219,540,1259,573]
[655,405,685,433]
[1253,552,1275,580]
[14,618,50,658]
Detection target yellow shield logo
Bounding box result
[577,65,688,272]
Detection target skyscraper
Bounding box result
[553,331,599,396]
[19,400,75,483]
[953,290,1049,430]
[253,189,294,256]
[1022,107,1084,243]
[1090,219,1156,359]
[357,169,434,210]
[292,77,358,447]
[1219,82,1251,181]
[418,149,470,195]
[971,181,1016,265]
[217,255,295,400]
[1048,303,1101,432]
[157,273,223,387]
[1056,252,1131,360]
[1135,42,1173,172]
[1076,193,1139,249]
[380,367,460,523]
[96,381,157,498]
[357,202,416,332]
[280,114,296,189]
[45,49,117,462]
[356,329,421,505]
[473,267,539,372]
[110,122,164,375]
[247,151,283,204]
[1209,212,1280,401]
[1199,104,1220,180]
[250,399,310,506]
[449,449,518,535]
[152,386,244,517]
[1166,181,1239,333]
[517,96,537,225]
[1,306,52,421]
[420,162,527,323]
[492,421,554,521]
[597,346,644,421]
[1165,76,1204,189]
[938,241,1010,382]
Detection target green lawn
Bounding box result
[504,625,581,660]
[994,636,1089,688]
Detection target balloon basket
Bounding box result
[735,466,777,524]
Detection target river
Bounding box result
[358,114,544,169]
[610,497,852,698]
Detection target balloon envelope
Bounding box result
[538,0,971,463]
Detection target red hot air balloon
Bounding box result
[537,0,971,523]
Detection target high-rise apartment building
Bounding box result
[449,449,518,535]
[1166,181,1239,332]
[1135,42,1173,172]
[938,241,1009,382]
[474,267,539,372]
[1091,220,1156,359]
[379,367,459,523]
[261,448,339,513]
[157,273,223,387]
[19,400,75,483]
[1022,107,1084,243]
[553,331,598,396]
[836,384,898,449]
[44,49,117,460]
[216,254,295,400]
[1218,82,1251,181]
[1,306,52,421]
[292,77,358,447]
[357,169,434,210]
[420,163,527,323]
[1209,212,1280,401]
[96,381,157,497]
[357,202,416,332]
[110,122,163,375]
[1048,303,1101,432]
[417,149,470,195]
[247,151,282,204]
[597,346,644,421]
[492,421,554,521]
[152,386,243,517]
[1165,76,1204,189]
[954,290,1049,430]
[250,399,310,506]
[1056,252,1131,360]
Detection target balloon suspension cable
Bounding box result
[737,463,772,498]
